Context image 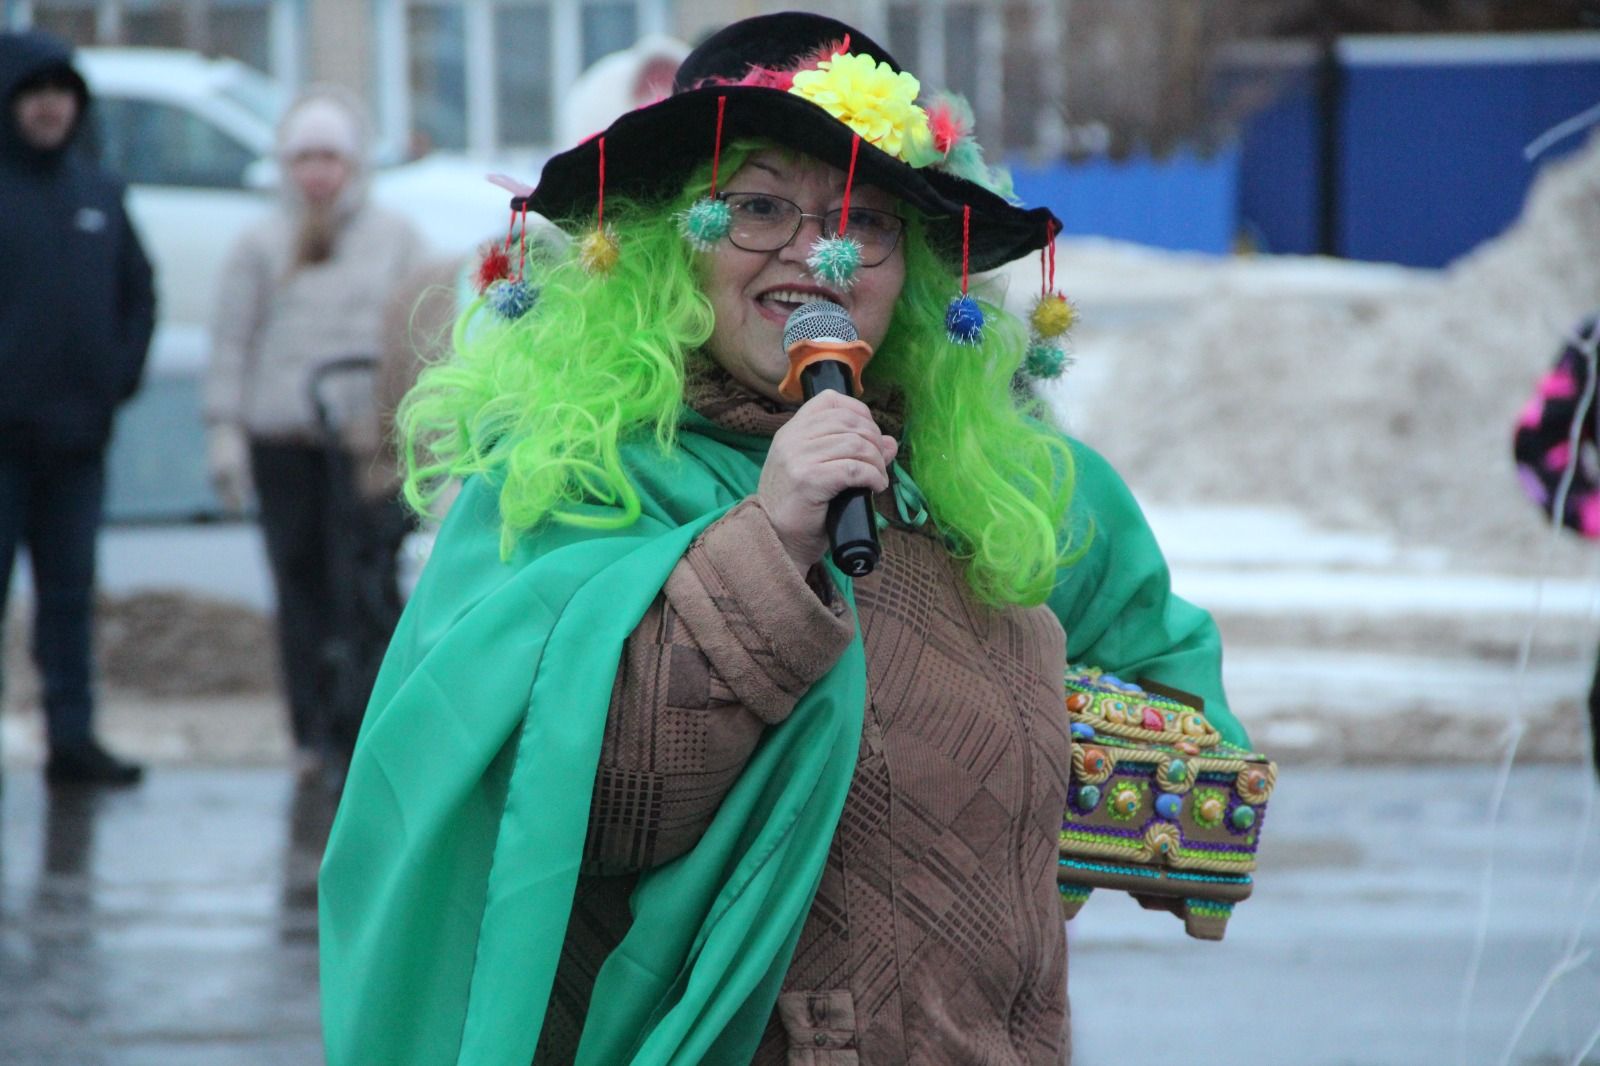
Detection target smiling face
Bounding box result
[700,149,906,403]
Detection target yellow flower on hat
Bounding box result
[790,51,936,165]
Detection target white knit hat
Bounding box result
[277,92,364,161]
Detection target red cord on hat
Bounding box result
[1041,218,1058,294]
[837,134,861,237]
[514,204,529,281]
[1039,224,1048,294]
[710,95,727,198]
[961,204,972,296]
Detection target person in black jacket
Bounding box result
[0,29,155,786]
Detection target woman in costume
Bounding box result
[319,14,1248,1065]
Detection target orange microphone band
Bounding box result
[778,339,874,403]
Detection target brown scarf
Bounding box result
[684,358,907,440]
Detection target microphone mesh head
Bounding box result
[784,300,857,348]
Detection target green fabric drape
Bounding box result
[320,425,865,1066]
[1052,440,1245,746]
[318,420,1241,1066]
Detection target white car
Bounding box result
[77,48,524,519]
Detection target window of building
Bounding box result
[209,0,274,74]
[26,0,97,45]
[386,0,668,156]
[407,2,469,152]
[580,1,634,68]
[495,3,553,147]
[16,0,290,88]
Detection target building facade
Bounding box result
[3,0,1065,158]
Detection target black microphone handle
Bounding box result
[799,359,881,577]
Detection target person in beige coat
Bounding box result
[204,88,424,772]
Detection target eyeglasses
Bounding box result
[717,192,906,267]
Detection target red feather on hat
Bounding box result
[716,34,852,93]
[926,97,971,157]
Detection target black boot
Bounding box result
[45,739,144,787]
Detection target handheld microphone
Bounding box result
[781,301,882,577]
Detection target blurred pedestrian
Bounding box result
[1513,316,1600,779]
[0,29,155,787]
[204,87,425,777]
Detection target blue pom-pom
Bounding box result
[944,294,985,345]
[679,196,732,251]
[806,235,862,288]
[1023,341,1069,380]
[486,279,538,320]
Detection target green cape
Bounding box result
[318,420,1240,1066]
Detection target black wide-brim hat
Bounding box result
[524,11,1060,273]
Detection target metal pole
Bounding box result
[1035,0,1068,158]
[181,0,209,53]
[269,0,302,88]
[974,0,1003,155]
[551,0,580,118]
[96,0,125,45]
[1314,4,1343,257]
[920,0,945,99]
[464,0,496,155]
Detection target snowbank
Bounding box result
[1004,131,1600,575]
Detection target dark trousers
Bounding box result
[250,440,405,758]
[251,441,336,751]
[0,447,106,750]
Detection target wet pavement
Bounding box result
[1,769,328,1065]
[1,764,1597,1066]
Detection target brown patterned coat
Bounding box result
[534,388,1073,1065]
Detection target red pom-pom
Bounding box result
[474,245,512,294]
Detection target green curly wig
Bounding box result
[400,144,1080,607]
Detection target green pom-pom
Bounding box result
[806,234,862,288]
[679,196,731,252]
[1023,341,1070,380]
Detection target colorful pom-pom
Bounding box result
[944,294,985,345]
[578,226,621,275]
[1023,341,1070,380]
[806,234,863,288]
[486,278,537,320]
[679,196,732,252]
[1030,292,1076,340]
[474,245,512,295]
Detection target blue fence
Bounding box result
[1007,33,1600,268]
[1237,33,1600,266]
[1008,147,1240,256]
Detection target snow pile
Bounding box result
[1021,132,1600,574]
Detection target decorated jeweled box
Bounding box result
[1057,668,1276,940]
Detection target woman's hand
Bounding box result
[758,391,898,570]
